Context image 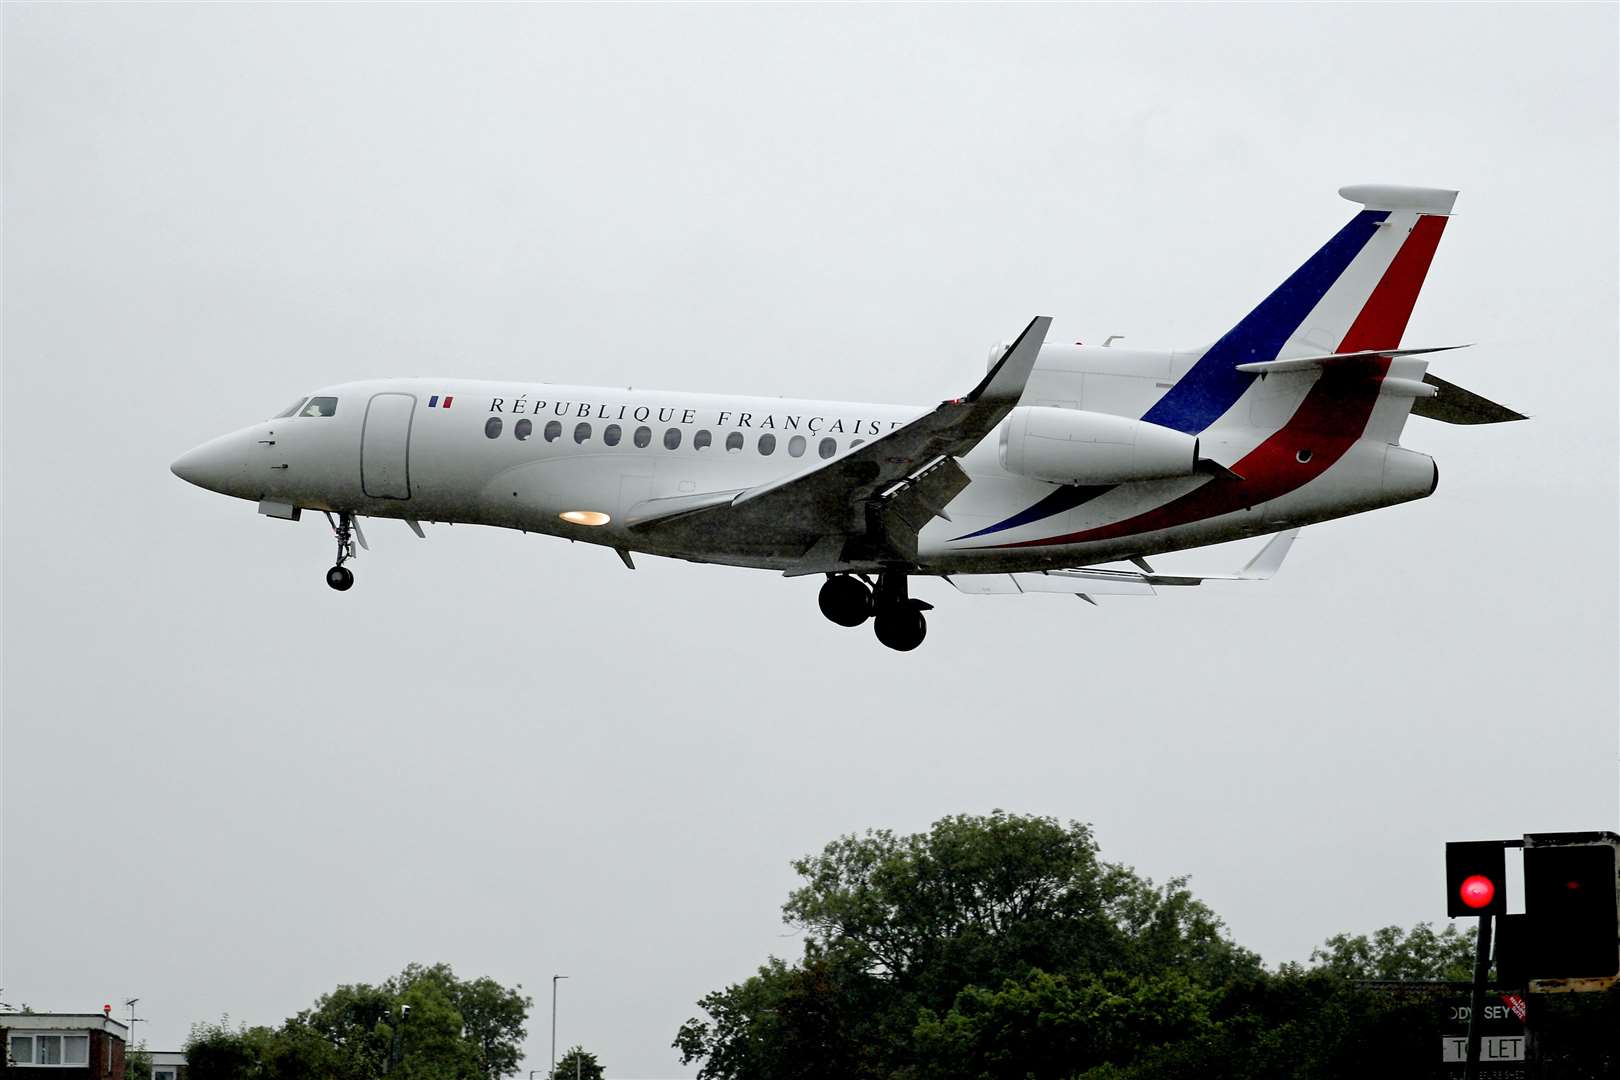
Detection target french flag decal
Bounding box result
[428,394,454,409]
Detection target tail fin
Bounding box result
[1144,185,1456,435]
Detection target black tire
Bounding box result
[873,607,927,651]
[326,565,354,591]
[818,575,873,627]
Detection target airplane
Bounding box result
[172,184,1523,650]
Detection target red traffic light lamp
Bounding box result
[1446,841,1508,917]
[1459,873,1496,910]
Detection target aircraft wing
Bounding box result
[626,316,1052,566]
[947,529,1301,602]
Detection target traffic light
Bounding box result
[1446,840,1507,917]
[1523,839,1619,980]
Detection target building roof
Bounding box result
[1,1013,130,1036]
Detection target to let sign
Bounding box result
[1442,1036,1525,1063]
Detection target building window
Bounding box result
[788,435,806,458]
[633,426,652,448]
[818,437,836,459]
[604,424,622,446]
[544,420,562,442]
[574,422,592,444]
[693,429,712,451]
[758,433,776,455]
[154,1071,177,1080]
[514,418,533,441]
[663,427,682,450]
[8,1032,90,1067]
[484,417,503,439]
[725,432,743,453]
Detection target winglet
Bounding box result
[1239,528,1300,580]
[964,316,1052,405]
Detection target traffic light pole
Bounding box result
[1462,913,1494,1080]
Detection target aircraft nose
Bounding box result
[171,433,248,494]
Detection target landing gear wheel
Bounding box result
[874,607,927,651]
[322,510,360,592]
[818,575,873,627]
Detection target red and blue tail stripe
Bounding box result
[1142,209,1389,434]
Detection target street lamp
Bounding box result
[550,975,569,1079]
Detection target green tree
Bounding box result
[1307,922,1476,982]
[783,812,1256,1002]
[549,1045,605,1080]
[679,812,1259,1079]
[387,963,531,1080]
[124,1043,153,1080]
[184,1019,279,1080]
[179,964,530,1080]
[913,968,1216,1080]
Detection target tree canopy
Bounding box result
[549,1045,605,1080]
[183,963,530,1080]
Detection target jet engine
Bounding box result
[999,406,1201,485]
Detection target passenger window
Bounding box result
[851,439,865,448]
[574,422,592,444]
[694,429,712,451]
[788,435,806,458]
[604,423,622,446]
[634,426,652,448]
[758,433,777,455]
[301,396,338,417]
[544,420,562,442]
[818,437,836,459]
[664,427,682,450]
[514,418,533,441]
[725,432,743,453]
[485,417,503,439]
[272,398,308,419]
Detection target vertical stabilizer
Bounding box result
[1143,186,1456,437]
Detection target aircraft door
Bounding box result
[361,393,415,499]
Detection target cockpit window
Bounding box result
[272,398,309,419]
[300,396,339,418]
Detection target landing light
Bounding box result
[560,510,611,527]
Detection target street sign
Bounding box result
[1442,1036,1524,1063]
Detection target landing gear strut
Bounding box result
[872,570,928,652]
[324,511,357,591]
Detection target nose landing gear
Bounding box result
[323,510,360,591]
[819,571,929,650]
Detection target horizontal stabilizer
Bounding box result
[1411,373,1528,425]
[1234,344,1469,374]
[1339,184,1459,215]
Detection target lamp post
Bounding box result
[550,975,569,1079]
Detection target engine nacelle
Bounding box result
[999,406,1200,485]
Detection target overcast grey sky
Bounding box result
[4,3,1616,1076]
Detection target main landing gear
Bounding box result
[323,510,358,591]
[818,571,930,651]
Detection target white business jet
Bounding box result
[173,185,1522,650]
